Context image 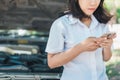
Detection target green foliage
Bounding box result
[116,9,120,23]
[112,49,120,56]
[104,0,114,12]
[104,0,120,23]
[106,49,120,79]
[106,61,120,79]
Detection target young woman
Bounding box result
[45,0,116,80]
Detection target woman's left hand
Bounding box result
[99,38,113,48]
[99,32,116,48]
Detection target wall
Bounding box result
[109,24,120,49]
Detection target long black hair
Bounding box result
[64,0,112,23]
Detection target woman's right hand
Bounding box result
[80,37,101,51]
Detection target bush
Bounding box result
[116,8,120,23]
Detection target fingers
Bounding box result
[87,34,115,49]
[111,33,117,39]
[95,37,106,44]
[101,32,116,39]
[99,43,110,48]
[99,38,113,48]
[94,37,113,48]
[91,44,100,51]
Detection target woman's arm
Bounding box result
[47,37,100,69]
[48,43,84,69]
[102,47,112,61]
[101,33,116,61]
[101,39,113,61]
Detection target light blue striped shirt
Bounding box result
[45,14,109,80]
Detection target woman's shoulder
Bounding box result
[50,14,75,33]
[50,14,70,31]
[53,14,78,26]
[51,15,67,28]
[54,14,71,23]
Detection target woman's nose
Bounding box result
[89,0,99,5]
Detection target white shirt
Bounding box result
[45,14,109,80]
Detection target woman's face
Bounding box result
[78,0,101,16]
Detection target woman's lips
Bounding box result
[88,8,96,11]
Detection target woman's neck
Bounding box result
[81,17,91,28]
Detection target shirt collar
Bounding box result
[90,15,99,29]
[65,14,99,28]
[65,14,79,25]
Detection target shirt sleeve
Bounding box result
[45,19,65,54]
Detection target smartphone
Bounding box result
[106,32,116,39]
[101,32,116,39]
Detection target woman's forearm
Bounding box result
[102,47,112,61]
[47,37,100,69]
[47,43,85,69]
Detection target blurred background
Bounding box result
[0,0,120,80]
[104,0,120,80]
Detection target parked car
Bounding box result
[0,0,66,80]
